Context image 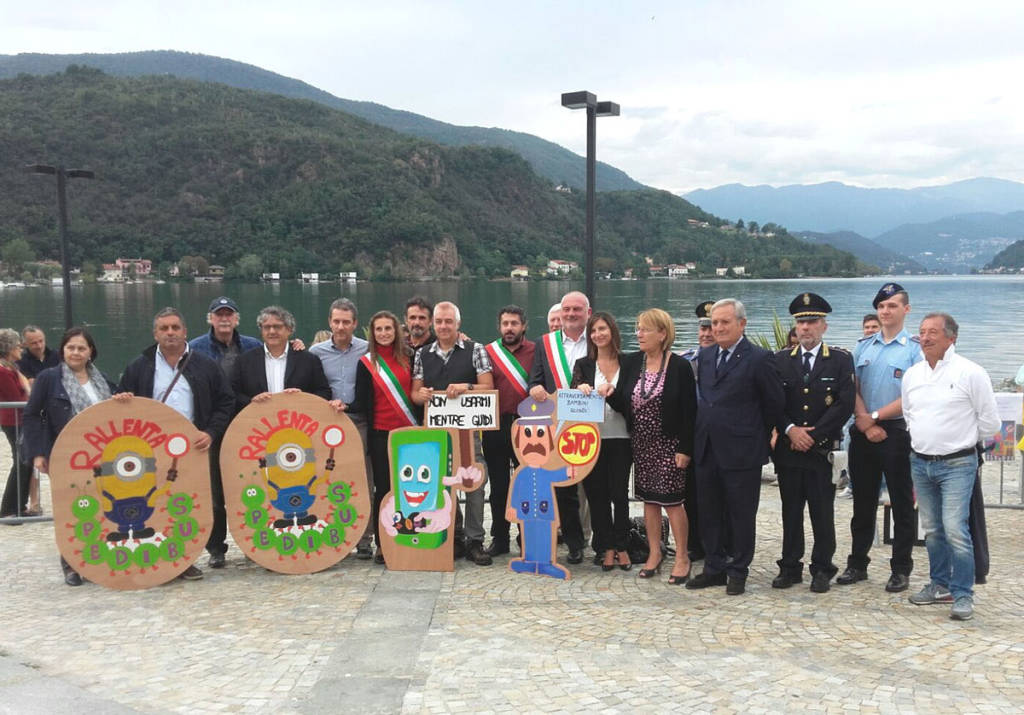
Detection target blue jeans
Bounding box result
[910,453,977,599]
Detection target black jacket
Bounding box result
[23,365,117,461]
[230,346,331,412]
[603,351,697,457]
[118,345,235,441]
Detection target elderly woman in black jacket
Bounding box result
[604,309,697,584]
[23,328,116,586]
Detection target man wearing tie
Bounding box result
[686,298,783,595]
[771,293,854,593]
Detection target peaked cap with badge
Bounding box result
[788,292,831,321]
[695,301,715,326]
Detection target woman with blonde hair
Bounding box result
[0,328,33,517]
[604,309,697,584]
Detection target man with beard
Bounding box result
[527,291,590,564]
[404,296,435,353]
[481,305,536,557]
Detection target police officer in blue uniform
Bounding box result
[679,301,716,366]
[836,283,923,592]
[771,293,854,593]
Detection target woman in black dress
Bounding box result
[605,309,697,584]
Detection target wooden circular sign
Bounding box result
[49,397,213,590]
[219,392,370,574]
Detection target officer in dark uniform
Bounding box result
[679,301,716,562]
[771,293,854,593]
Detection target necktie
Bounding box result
[717,348,729,374]
[803,351,813,375]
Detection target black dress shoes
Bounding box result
[771,572,803,589]
[64,569,83,586]
[208,551,226,569]
[836,567,867,585]
[685,570,728,589]
[810,572,831,593]
[566,547,584,564]
[885,573,910,593]
[726,576,746,595]
[486,541,510,557]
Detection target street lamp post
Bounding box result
[561,91,619,304]
[23,164,95,329]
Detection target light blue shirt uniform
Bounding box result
[853,328,922,413]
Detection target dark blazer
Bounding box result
[772,344,855,468]
[231,346,331,411]
[118,345,235,441]
[597,352,697,456]
[529,331,577,392]
[694,337,784,471]
[23,365,118,461]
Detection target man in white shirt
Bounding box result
[902,313,999,621]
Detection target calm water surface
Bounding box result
[1,275,1020,382]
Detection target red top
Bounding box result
[0,364,28,427]
[371,344,414,431]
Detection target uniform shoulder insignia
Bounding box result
[788,346,799,357]
[829,345,850,354]
[909,335,921,344]
[856,334,872,342]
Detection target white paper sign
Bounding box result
[424,390,499,431]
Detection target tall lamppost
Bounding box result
[561,91,619,304]
[23,164,95,329]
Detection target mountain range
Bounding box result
[683,178,1024,238]
[0,51,644,193]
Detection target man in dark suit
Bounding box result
[231,305,332,409]
[771,293,854,594]
[527,290,590,564]
[686,298,784,595]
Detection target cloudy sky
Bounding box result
[4,0,1024,193]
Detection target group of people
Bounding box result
[2,283,999,621]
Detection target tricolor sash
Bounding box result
[540,330,572,390]
[484,340,528,400]
[361,354,418,427]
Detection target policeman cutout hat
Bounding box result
[788,292,831,321]
[695,301,715,326]
[871,282,905,309]
[517,396,555,426]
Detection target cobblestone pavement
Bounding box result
[0,465,1022,714]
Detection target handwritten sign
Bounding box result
[424,390,499,431]
[556,389,605,423]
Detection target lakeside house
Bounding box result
[261,272,280,281]
[300,272,320,283]
[340,271,357,281]
[546,259,578,276]
[510,265,529,280]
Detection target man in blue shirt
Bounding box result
[836,283,923,593]
[310,297,372,558]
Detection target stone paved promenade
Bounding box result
[1,469,1023,714]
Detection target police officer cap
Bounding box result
[789,292,831,321]
[208,296,239,313]
[517,396,555,425]
[871,282,906,309]
[695,301,715,325]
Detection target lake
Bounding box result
[1,275,1021,382]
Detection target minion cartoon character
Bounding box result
[380,428,482,549]
[93,435,163,542]
[260,427,329,529]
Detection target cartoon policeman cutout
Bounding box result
[507,397,598,579]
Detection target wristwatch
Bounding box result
[870,410,879,421]
[467,384,474,391]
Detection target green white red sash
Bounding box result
[541,330,572,389]
[484,340,528,400]
[360,354,417,427]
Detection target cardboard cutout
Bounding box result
[378,426,484,571]
[507,395,600,579]
[49,397,213,590]
[220,392,369,574]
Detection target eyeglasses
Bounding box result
[261,323,287,332]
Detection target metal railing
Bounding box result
[0,400,53,525]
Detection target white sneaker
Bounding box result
[837,486,853,499]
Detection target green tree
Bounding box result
[235,253,265,281]
[2,238,35,275]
